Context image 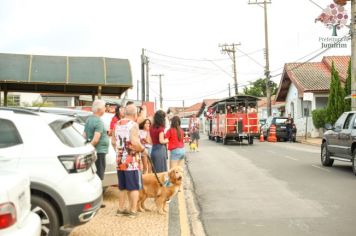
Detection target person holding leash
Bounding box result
[150,110,169,173]
[112,103,147,218]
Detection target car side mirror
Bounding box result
[324,123,333,130]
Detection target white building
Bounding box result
[275,56,350,138]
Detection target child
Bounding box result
[165,116,185,169]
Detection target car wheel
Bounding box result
[352,151,356,176]
[321,142,334,167]
[31,195,60,236]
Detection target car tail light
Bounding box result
[0,202,16,229]
[83,203,92,211]
[58,153,94,174]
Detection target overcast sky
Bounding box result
[0,0,351,109]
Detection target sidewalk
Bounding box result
[69,183,189,236]
[296,136,322,147]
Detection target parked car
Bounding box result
[0,108,102,236]
[27,107,92,124]
[180,118,190,133]
[0,171,41,236]
[321,111,356,174]
[261,116,297,142]
[27,107,117,188]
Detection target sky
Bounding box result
[0,0,351,109]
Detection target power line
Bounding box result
[270,33,350,79]
[146,49,229,62]
[236,48,265,68]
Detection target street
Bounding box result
[186,136,356,236]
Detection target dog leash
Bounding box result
[146,154,164,187]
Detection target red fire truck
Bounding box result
[206,95,260,145]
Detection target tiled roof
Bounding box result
[276,56,350,101]
[203,99,219,108]
[184,102,203,112]
[167,107,184,115]
[285,62,331,91]
[258,96,285,108]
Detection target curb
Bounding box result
[296,140,321,147]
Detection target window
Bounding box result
[334,113,347,130]
[343,114,354,129]
[0,119,23,148]
[274,118,288,124]
[7,95,20,106]
[50,121,86,147]
[302,100,311,117]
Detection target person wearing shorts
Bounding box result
[166,116,185,169]
[189,113,200,151]
[112,103,146,218]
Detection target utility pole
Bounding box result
[219,43,240,95]
[228,83,231,97]
[183,100,185,118]
[137,80,139,101]
[145,57,150,101]
[249,0,272,116]
[141,48,146,102]
[352,0,356,111]
[152,74,164,109]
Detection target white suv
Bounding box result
[0,108,102,236]
[0,171,41,236]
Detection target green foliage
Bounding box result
[312,108,327,129]
[243,78,278,97]
[326,62,345,124]
[344,60,351,111]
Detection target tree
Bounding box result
[312,108,327,129]
[326,62,345,124]
[243,78,277,97]
[344,59,351,111]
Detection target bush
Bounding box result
[312,108,327,128]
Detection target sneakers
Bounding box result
[126,211,139,218]
[116,209,129,216]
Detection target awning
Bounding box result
[0,53,133,96]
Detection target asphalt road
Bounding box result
[186,136,356,236]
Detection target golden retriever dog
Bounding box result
[138,166,183,214]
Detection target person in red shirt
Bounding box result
[166,116,185,169]
[149,110,169,173]
[109,105,124,136]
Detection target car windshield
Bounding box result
[50,120,86,147]
[275,118,288,124]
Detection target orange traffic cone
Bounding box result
[259,133,264,142]
[267,125,277,142]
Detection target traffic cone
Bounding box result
[267,125,277,142]
[259,133,264,142]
